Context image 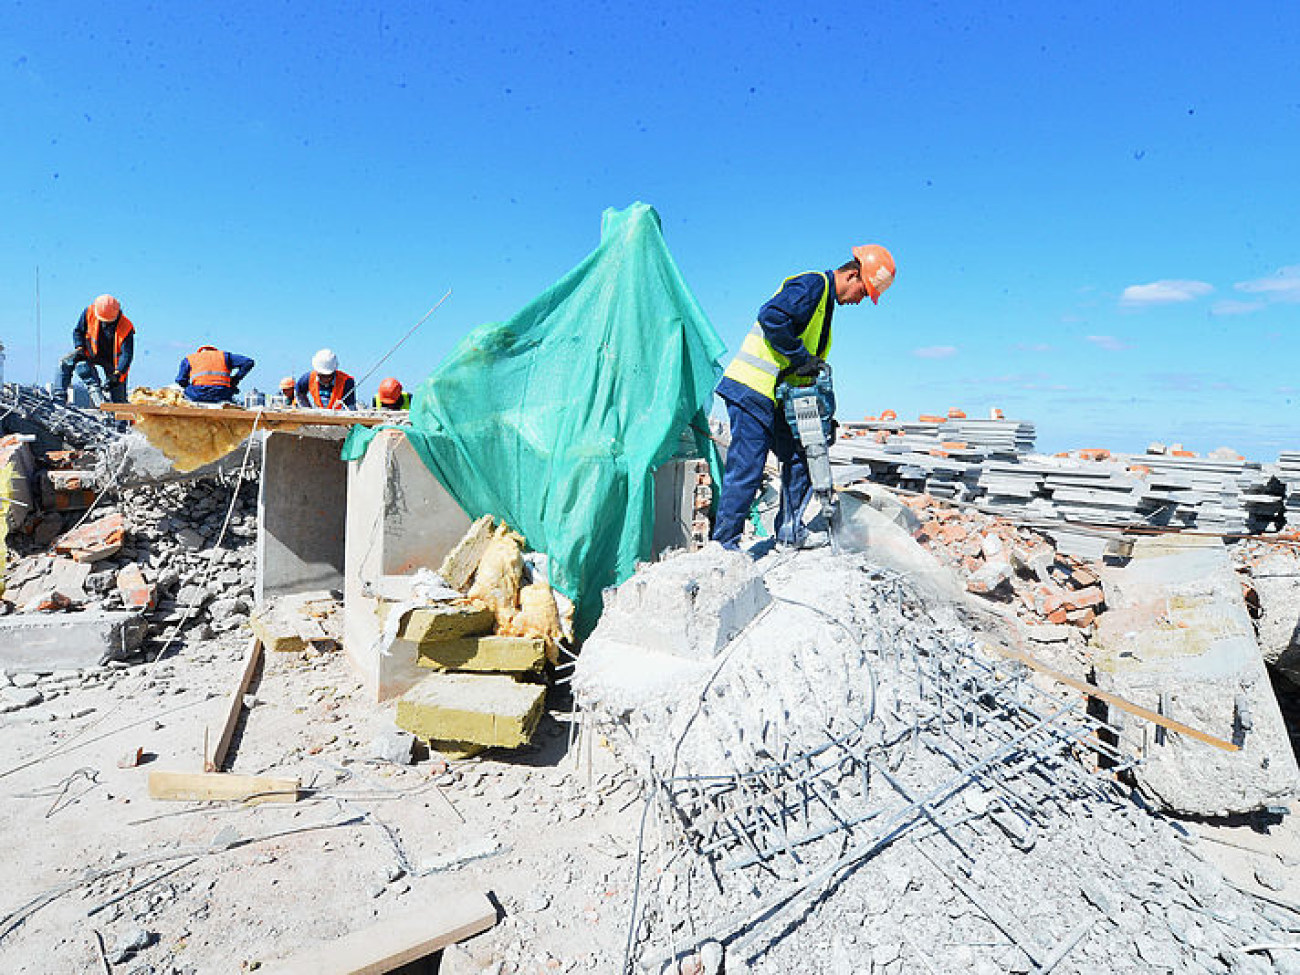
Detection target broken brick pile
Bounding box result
[903,494,1108,631]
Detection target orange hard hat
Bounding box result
[279,376,295,390]
[378,377,404,405]
[851,245,896,304]
[93,294,121,321]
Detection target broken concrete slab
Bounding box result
[0,610,146,672]
[588,546,771,664]
[416,635,545,673]
[250,590,341,652]
[5,556,92,607]
[395,672,545,748]
[1093,538,1300,816]
[342,428,472,700]
[1247,547,1300,684]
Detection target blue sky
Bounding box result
[3,2,1297,458]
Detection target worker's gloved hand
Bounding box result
[830,418,840,446]
[791,355,825,378]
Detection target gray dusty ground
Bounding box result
[0,633,643,974]
[1,582,1298,974]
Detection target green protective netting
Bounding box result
[343,202,726,637]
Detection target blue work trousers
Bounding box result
[712,398,812,549]
[56,353,127,403]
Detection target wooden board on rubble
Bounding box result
[261,890,497,974]
[148,771,299,803]
[99,403,392,427]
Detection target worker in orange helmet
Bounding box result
[278,376,298,407]
[175,345,255,403]
[56,294,135,406]
[712,244,895,551]
[372,378,412,410]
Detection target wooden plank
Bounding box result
[148,771,299,803]
[262,891,498,974]
[206,637,263,773]
[99,402,391,427]
[987,644,1240,753]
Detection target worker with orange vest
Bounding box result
[56,294,135,405]
[372,378,412,410]
[295,348,356,410]
[175,345,255,403]
[711,245,895,551]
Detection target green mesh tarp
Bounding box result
[343,202,725,636]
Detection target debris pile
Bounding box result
[1233,537,1300,686]
[1,383,122,451]
[575,548,1300,974]
[0,414,259,697]
[903,493,1109,634]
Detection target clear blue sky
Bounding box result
[3,2,1297,458]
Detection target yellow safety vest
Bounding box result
[721,271,833,402]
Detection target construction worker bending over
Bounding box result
[711,245,895,551]
[297,348,356,410]
[56,294,135,405]
[176,345,255,403]
[373,377,411,410]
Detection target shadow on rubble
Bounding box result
[1269,666,1300,768]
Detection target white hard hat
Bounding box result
[312,348,338,375]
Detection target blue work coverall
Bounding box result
[712,270,838,550]
[176,351,256,403]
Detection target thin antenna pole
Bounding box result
[35,266,41,385]
[357,288,453,387]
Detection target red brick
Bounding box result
[1046,608,1069,624]
[1064,585,1104,610]
[54,512,125,563]
[116,563,157,610]
[1066,607,1096,627]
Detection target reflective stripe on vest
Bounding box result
[720,271,833,402]
[186,347,232,388]
[84,307,136,380]
[309,370,354,409]
[373,392,411,409]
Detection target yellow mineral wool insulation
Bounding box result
[127,387,297,473]
[438,514,497,591]
[501,578,564,664]
[466,523,525,628]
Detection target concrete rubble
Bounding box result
[1,384,1299,973]
[575,547,1300,974]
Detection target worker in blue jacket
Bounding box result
[176,345,256,403]
[712,245,896,550]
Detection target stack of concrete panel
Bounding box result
[831,416,1036,502]
[1131,454,1284,534]
[1277,450,1300,519]
[833,435,1289,535]
[829,439,982,502]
